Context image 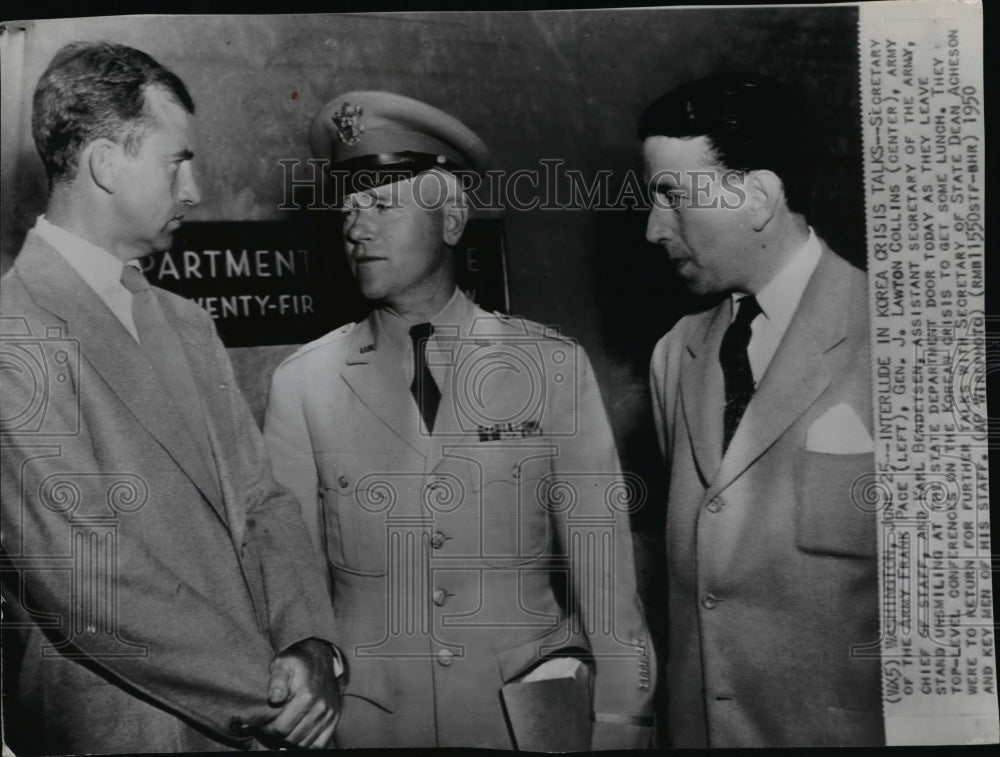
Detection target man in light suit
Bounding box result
[264,91,655,749]
[1,42,343,754]
[641,74,881,747]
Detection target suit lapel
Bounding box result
[706,247,850,499]
[679,304,729,484]
[160,299,229,519]
[342,315,428,457]
[15,237,227,523]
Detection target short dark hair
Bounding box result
[637,73,820,216]
[32,41,195,185]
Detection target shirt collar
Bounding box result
[429,287,473,341]
[373,286,470,347]
[33,215,130,295]
[730,227,822,323]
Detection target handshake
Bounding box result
[236,638,345,749]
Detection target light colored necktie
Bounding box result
[120,265,221,502]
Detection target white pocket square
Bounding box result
[806,402,874,454]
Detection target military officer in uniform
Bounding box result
[263,91,655,749]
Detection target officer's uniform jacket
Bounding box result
[264,290,655,749]
[650,245,883,747]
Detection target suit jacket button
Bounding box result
[706,497,724,513]
[338,475,349,489]
[701,593,719,610]
[229,716,253,737]
[431,531,448,549]
[436,648,455,666]
[432,588,448,607]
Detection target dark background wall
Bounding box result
[0,9,862,717]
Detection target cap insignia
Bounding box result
[332,103,365,146]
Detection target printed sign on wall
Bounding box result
[139,219,508,347]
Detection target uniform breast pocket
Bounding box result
[316,453,426,576]
[470,447,552,566]
[794,450,877,559]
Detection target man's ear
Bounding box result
[442,200,469,247]
[747,170,784,231]
[85,139,122,194]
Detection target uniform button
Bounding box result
[706,497,724,513]
[432,588,448,607]
[431,531,447,549]
[701,594,718,610]
[436,648,454,666]
[338,475,349,489]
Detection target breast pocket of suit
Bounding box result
[794,450,877,559]
[470,446,551,566]
[316,453,426,576]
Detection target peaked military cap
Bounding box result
[310,91,491,194]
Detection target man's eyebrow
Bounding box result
[172,149,195,160]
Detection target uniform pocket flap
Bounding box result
[464,446,555,491]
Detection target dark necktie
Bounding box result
[121,265,220,499]
[409,322,441,433]
[720,295,762,453]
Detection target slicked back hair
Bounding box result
[32,41,194,186]
[638,73,820,216]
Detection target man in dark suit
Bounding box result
[642,74,882,747]
[1,42,343,753]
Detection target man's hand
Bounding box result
[258,638,342,749]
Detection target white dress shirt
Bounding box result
[372,287,471,435]
[731,228,822,385]
[373,286,466,390]
[33,216,142,343]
